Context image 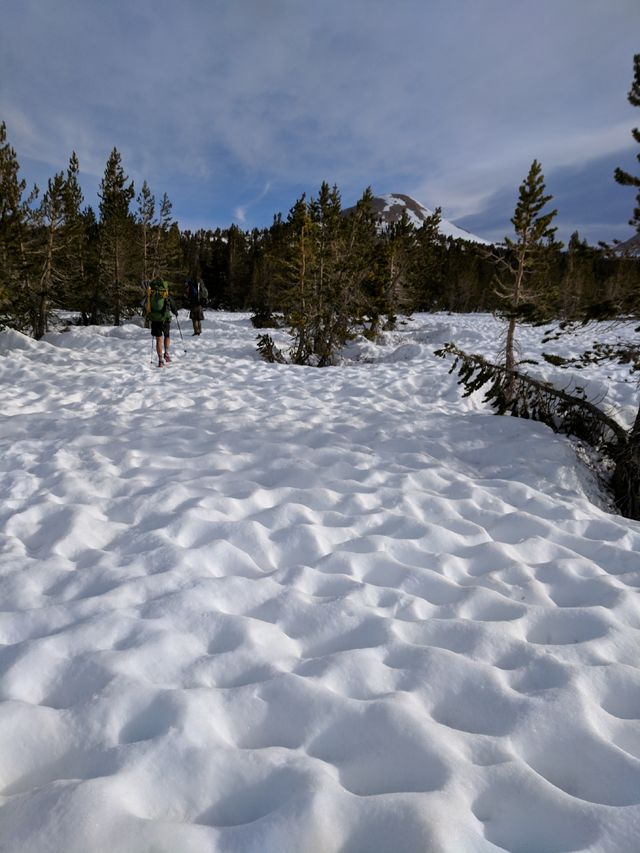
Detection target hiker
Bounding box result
[185,277,208,335]
[146,279,178,368]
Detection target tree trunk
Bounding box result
[612,405,640,521]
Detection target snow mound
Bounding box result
[0,328,54,354]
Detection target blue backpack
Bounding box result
[187,278,208,307]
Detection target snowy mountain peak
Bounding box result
[371,192,490,244]
[614,232,640,257]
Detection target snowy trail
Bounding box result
[1,313,639,852]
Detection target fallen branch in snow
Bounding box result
[256,333,287,364]
[435,342,639,519]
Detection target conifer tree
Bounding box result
[162,220,184,284]
[78,206,100,324]
[135,183,176,284]
[249,217,288,325]
[29,171,68,338]
[269,184,382,365]
[156,194,177,277]
[1,140,91,336]
[340,185,381,331]
[561,232,599,318]
[98,148,135,324]
[136,180,156,283]
[219,225,251,309]
[0,121,38,330]
[244,227,269,320]
[279,194,314,362]
[308,181,347,363]
[494,160,561,386]
[410,208,445,309]
[369,208,414,331]
[62,152,90,312]
[614,53,640,231]
[611,54,640,519]
[389,210,415,307]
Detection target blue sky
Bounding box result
[2,0,639,245]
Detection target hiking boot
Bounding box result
[164,352,171,363]
[157,358,164,368]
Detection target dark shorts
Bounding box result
[150,320,171,338]
[189,305,204,321]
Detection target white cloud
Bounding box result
[2,0,639,239]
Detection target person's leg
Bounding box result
[151,321,165,366]
[164,321,172,361]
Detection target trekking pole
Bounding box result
[175,313,187,353]
[150,336,155,366]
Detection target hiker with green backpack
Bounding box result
[145,279,179,368]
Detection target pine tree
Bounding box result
[180,227,231,309]
[62,152,90,313]
[1,140,91,337]
[156,194,177,278]
[560,232,599,319]
[135,183,176,284]
[611,54,640,519]
[410,208,445,310]
[308,181,346,364]
[0,121,38,330]
[223,225,250,311]
[278,194,314,363]
[249,217,288,326]
[372,208,414,330]
[268,184,387,364]
[98,148,135,325]
[77,206,100,324]
[30,171,68,338]
[494,160,561,386]
[162,220,184,284]
[339,185,381,332]
[136,180,155,283]
[614,53,640,231]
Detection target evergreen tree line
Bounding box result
[0,124,183,337]
[1,120,638,346]
[187,193,639,336]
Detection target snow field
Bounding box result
[0,313,639,852]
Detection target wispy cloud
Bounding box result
[2,0,639,242]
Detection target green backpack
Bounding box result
[147,281,169,321]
